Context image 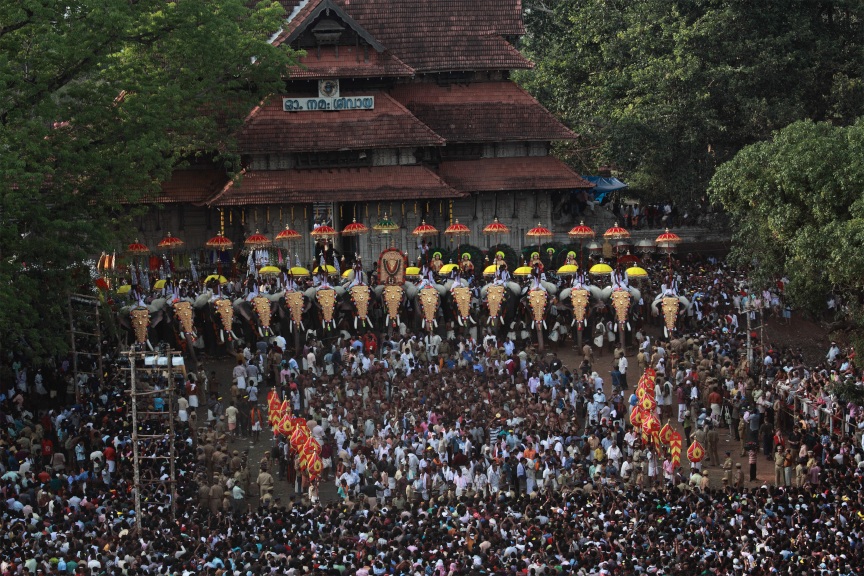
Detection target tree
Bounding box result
[517,0,864,204]
[0,0,299,359]
[708,119,864,320]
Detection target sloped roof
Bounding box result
[207,165,465,206]
[438,157,593,192]
[154,168,229,203]
[391,82,577,142]
[278,0,531,73]
[288,45,414,79]
[238,92,444,153]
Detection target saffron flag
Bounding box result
[687,439,705,463]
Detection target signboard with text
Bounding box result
[283,96,375,112]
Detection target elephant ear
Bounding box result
[404,282,418,299]
[304,287,318,300]
[373,285,384,297]
[147,297,167,313]
[433,284,447,297]
[559,287,572,302]
[629,287,641,303]
[333,286,346,297]
[506,281,521,297]
[600,286,613,300]
[195,291,212,309]
[588,286,604,302]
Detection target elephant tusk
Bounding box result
[231,330,238,340]
[422,319,426,328]
[354,317,358,330]
[470,316,476,325]
[626,322,631,331]
[433,319,438,328]
[571,319,576,327]
[259,327,264,337]
[147,340,154,351]
[457,316,463,327]
[220,330,225,343]
[543,320,547,330]
[300,321,305,331]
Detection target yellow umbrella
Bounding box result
[483,264,498,276]
[406,266,421,277]
[313,265,337,275]
[439,263,458,274]
[626,266,648,278]
[259,266,281,276]
[589,263,613,275]
[204,274,229,285]
[288,267,310,277]
[342,269,352,278]
[557,264,579,275]
[153,279,167,290]
[514,266,533,277]
[116,285,132,295]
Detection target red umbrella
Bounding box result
[157,232,184,250]
[526,222,553,239]
[617,253,640,265]
[205,234,233,251]
[275,225,302,242]
[245,230,271,249]
[603,223,630,240]
[127,240,150,255]
[483,218,510,235]
[341,219,369,237]
[412,220,438,237]
[444,219,470,237]
[310,225,338,239]
[655,228,682,244]
[567,222,595,239]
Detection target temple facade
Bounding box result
[140,0,590,270]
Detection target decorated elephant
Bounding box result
[169,298,200,369]
[117,297,172,350]
[373,282,415,331]
[481,280,521,329]
[651,293,693,336]
[559,283,607,330]
[441,277,476,329]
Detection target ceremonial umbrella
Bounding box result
[275,225,302,243]
[655,228,683,283]
[205,234,233,251]
[603,223,630,240]
[341,219,369,236]
[483,218,509,235]
[412,220,438,237]
[526,222,553,239]
[568,221,595,270]
[444,220,470,241]
[245,230,271,249]
[259,266,281,276]
[589,263,613,275]
[372,214,399,234]
[310,225,338,239]
[625,266,648,278]
[127,240,150,255]
[557,264,579,275]
[157,232,184,250]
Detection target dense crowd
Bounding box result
[2,256,864,575]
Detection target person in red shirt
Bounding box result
[40,438,54,466]
[103,445,116,474]
[708,387,723,426]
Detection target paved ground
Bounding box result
[194,325,779,508]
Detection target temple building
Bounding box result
[143,0,590,268]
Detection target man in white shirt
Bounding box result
[618,355,629,389]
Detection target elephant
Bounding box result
[169,298,200,369]
[415,283,446,332]
[117,297,172,350]
[480,281,521,339]
[373,282,416,332]
[559,284,607,330]
[607,286,642,332]
[273,290,312,354]
[651,293,693,336]
[440,278,476,329]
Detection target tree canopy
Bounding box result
[709,118,864,319]
[0,0,298,359]
[517,0,864,204]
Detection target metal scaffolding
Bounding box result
[125,347,185,525]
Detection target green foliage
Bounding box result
[0,0,298,359]
[518,0,864,204]
[709,119,864,320]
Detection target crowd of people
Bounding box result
[2,255,864,575]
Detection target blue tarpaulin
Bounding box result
[581,176,628,203]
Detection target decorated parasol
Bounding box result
[341,218,369,237]
[603,223,630,240]
[568,221,595,270]
[157,232,184,250]
[557,264,579,275]
[625,266,648,278]
[313,264,338,275]
[127,240,150,255]
[483,217,510,235]
[526,222,553,239]
[635,239,656,254]
[204,274,228,285]
[568,221,595,240]
[443,219,470,240]
[618,252,640,265]
[513,266,533,277]
[310,225,338,239]
[259,266,281,276]
[245,230,271,249]
[372,214,400,246]
[412,220,438,238]
[205,233,234,251]
[656,228,683,283]
[589,263,613,275]
[275,224,302,243]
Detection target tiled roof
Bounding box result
[438,157,593,192]
[391,82,577,142]
[238,92,444,153]
[153,169,229,204]
[207,165,465,206]
[288,46,414,79]
[278,0,532,73]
